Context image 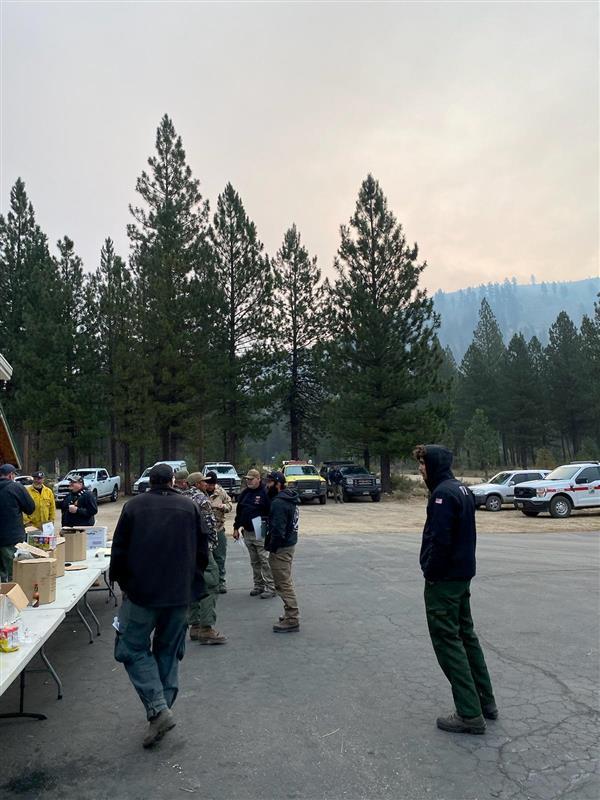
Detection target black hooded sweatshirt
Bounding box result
[419,445,476,582]
[0,478,36,547]
[265,488,300,553]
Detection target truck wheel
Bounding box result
[485,494,502,512]
[342,491,350,503]
[110,486,119,502]
[549,495,572,518]
[521,510,540,517]
[319,494,327,505]
[371,493,380,502]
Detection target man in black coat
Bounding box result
[0,463,35,580]
[110,463,210,748]
[60,475,98,527]
[232,468,275,598]
[265,471,301,633]
[414,444,497,735]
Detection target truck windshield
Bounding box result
[66,470,95,479]
[286,466,319,476]
[546,466,580,481]
[488,472,511,485]
[208,466,236,475]
[341,466,369,475]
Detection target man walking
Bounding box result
[186,472,227,645]
[265,471,300,633]
[24,471,56,530]
[329,465,344,504]
[0,464,35,580]
[203,470,232,593]
[110,463,209,748]
[233,468,275,598]
[60,474,97,527]
[414,444,497,735]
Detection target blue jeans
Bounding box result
[114,598,188,720]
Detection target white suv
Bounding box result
[513,461,600,518]
[471,469,550,511]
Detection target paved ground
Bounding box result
[1,507,598,800]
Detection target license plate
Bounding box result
[362,491,369,495]
[304,489,313,493]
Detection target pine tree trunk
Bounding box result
[380,453,392,493]
[23,430,30,473]
[197,416,205,471]
[123,442,132,495]
[160,427,170,460]
[363,447,370,471]
[67,441,75,470]
[138,446,145,476]
[110,413,117,476]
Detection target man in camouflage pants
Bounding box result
[202,471,232,593]
[185,473,228,645]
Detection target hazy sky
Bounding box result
[2,1,598,292]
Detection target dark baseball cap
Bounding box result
[204,471,218,483]
[0,463,17,476]
[267,471,285,485]
[32,471,45,479]
[149,463,174,484]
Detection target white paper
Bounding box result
[252,516,263,539]
[42,522,55,536]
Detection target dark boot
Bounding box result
[436,712,486,734]
[482,702,498,720]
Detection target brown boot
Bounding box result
[189,624,202,641]
[273,619,300,633]
[198,626,227,645]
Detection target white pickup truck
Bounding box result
[54,468,120,504]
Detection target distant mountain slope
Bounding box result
[433,277,600,361]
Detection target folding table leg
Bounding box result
[40,646,63,700]
[104,572,118,606]
[76,600,95,644]
[0,670,46,721]
[84,592,101,636]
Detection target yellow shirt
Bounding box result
[23,484,56,529]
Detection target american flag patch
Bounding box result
[435,498,443,504]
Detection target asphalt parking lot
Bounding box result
[1,513,598,800]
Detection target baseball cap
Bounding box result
[32,471,45,479]
[174,468,189,480]
[149,463,174,484]
[267,470,285,485]
[244,469,261,480]
[204,471,217,483]
[187,472,208,486]
[68,474,84,483]
[0,463,17,476]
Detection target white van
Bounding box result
[132,460,187,494]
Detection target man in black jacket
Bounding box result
[110,463,210,748]
[414,444,497,735]
[60,474,97,527]
[232,469,275,598]
[265,471,300,633]
[0,463,35,580]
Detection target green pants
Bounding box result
[424,579,495,719]
[189,552,219,627]
[0,545,15,581]
[213,528,227,586]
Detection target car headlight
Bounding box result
[472,488,485,495]
[536,488,547,497]
[375,478,381,485]
[344,478,354,484]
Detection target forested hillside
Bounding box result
[434,278,600,360]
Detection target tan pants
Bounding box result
[269,546,299,622]
[243,529,274,591]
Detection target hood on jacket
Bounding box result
[276,488,301,505]
[0,477,13,492]
[423,445,455,492]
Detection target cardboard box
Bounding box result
[85,526,107,550]
[60,528,87,562]
[49,538,66,577]
[0,582,29,624]
[12,558,57,605]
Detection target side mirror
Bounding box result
[508,481,515,486]
[575,476,588,485]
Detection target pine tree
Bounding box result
[464,409,499,475]
[328,174,443,491]
[503,333,543,466]
[545,312,585,458]
[579,294,600,448]
[128,114,211,458]
[210,183,274,463]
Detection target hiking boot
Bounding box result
[436,712,486,734]
[249,588,263,596]
[197,626,227,645]
[260,590,276,599]
[218,584,227,594]
[189,624,202,641]
[273,620,300,633]
[142,709,176,748]
[482,702,499,720]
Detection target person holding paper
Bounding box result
[232,469,275,598]
[60,474,97,526]
[23,471,56,530]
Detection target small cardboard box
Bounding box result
[12,558,57,604]
[85,526,107,550]
[60,528,87,562]
[0,582,29,624]
[49,538,66,577]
